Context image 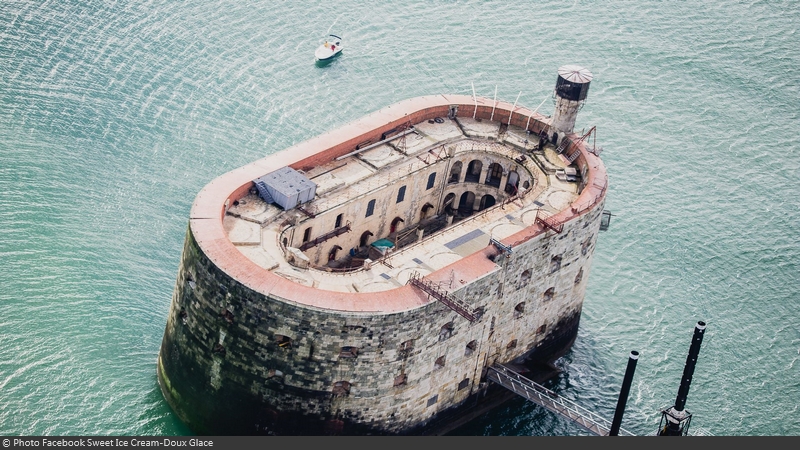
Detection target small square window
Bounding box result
[427,394,438,407]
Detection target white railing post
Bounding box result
[509,91,521,126]
[490,85,498,121]
[471,82,478,119]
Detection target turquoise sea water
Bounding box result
[1,0,798,436]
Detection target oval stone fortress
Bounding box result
[157,66,608,435]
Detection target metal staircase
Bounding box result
[253,180,275,204]
[407,272,478,322]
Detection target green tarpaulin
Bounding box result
[371,238,395,248]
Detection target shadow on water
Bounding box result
[315,52,343,68]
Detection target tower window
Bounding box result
[439,322,454,341]
[427,172,436,190]
[339,346,359,359]
[332,381,351,396]
[550,255,562,273]
[514,302,525,319]
[275,335,292,348]
[465,340,477,357]
[427,395,438,407]
[396,186,406,203]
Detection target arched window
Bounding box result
[486,163,503,187]
[458,192,475,216]
[439,322,454,341]
[543,287,555,302]
[550,255,562,273]
[466,160,483,183]
[479,194,496,210]
[449,161,462,183]
[443,193,456,214]
[359,231,373,247]
[520,269,531,286]
[506,171,519,194]
[574,268,584,285]
[396,186,406,203]
[514,302,525,319]
[366,199,376,217]
[328,245,342,262]
[465,340,477,356]
[426,172,437,190]
[390,217,404,233]
[420,203,434,220]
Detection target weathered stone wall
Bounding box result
[158,195,604,435]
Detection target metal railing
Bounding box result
[407,272,478,322]
[487,364,635,436]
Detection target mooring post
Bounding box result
[609,350,639,436]
[658,321,706,436]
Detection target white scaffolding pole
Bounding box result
[490,85,497,121]
[471,82,477,119]
[525,96,549,131]
[508,91,521,126]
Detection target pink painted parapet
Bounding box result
[188,94,606,314]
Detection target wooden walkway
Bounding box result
[487,364,635,436]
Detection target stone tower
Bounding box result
[551,65,593,143]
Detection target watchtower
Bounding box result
[551,65,593,144]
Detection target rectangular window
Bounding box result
[396,186,406,203]
[426,172,436,190]
[335,213,343,228]
[426,395,438,407]
[302,227,312,243]
[366,199,376,217]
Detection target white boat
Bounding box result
[315,34,343,62]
